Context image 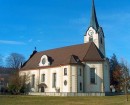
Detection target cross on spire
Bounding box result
[90,0,99,31]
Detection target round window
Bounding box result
[64,80,67,86]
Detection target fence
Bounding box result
[29,92,106,96]
[0,91,125,96]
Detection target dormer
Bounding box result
[39,55,50,66]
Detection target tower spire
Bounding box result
[90,0,99,31]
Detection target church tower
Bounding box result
[84,0,105,57]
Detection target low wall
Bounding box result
[29,92,106,96]
[105,92,124,96]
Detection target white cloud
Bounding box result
[0,40,26,45]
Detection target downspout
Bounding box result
[70,65,72,92]
[102,61,105,92]
[38,68,40,92]
[77,65,78,93]
[83,64,85,93]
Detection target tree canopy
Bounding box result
[6,53,25,70]
[110,54,130,92]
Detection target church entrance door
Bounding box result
[41,87,44,92]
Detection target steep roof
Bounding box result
[90,0,99,31]
[21,42,104,70]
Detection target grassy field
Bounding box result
[0,95,130,105]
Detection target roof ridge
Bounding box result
[38,42,91,53]
[83,42,104,61]
[94,44,104,59]
[83,42,92,61]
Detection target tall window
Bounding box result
[80,82,82,91]
[32,74,35,88]
[41,74,45,82]
[80,68,82,76]
[64,68,67,75]
[52,73,56,88]
[90,68,96,84]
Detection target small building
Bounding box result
[20,0,110,94]
[0,67,13,92]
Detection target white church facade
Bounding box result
[20,0,110,94]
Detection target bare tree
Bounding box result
[120,59,130,101]
[8,71,30,94]
[0,54,3,67]
[6,53,25,70]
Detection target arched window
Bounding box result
[41,74,45,82]
[52,73,56,88]
[31,74,35,88]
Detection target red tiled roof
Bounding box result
[21,42,104,70]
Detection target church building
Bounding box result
[20,0,110,94]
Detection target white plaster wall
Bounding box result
[45,67,62,92]
[39,68,50,92]
[77,66,84,93]
[20,65,71,93]
[104,61,110,92]
[84,27,99,48]
[38,65,71,92]
[48,68,58,92]
[20,70,39,92]
[84,62,104,92]
[31,70,39,92]
[71,66,78,92]
[84,27,105,56]
[62,66,70,92]
[20,62,108,93]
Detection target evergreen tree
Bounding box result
[109,54,119,85]
[110,54,130,92]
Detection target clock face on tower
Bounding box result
[88,30,94,37]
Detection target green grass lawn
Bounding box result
[0,95,130,105]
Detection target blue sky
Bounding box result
[0,0,130,65]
